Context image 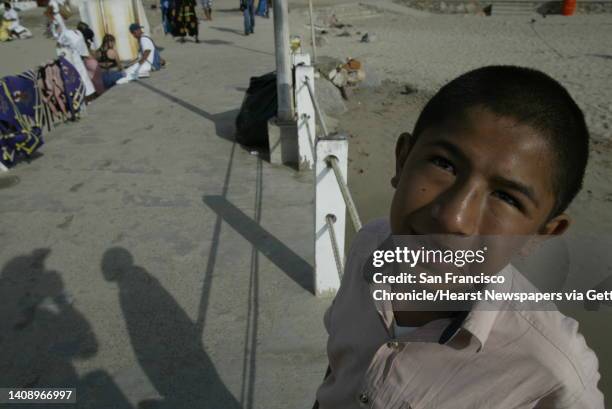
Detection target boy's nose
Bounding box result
[430,182,481,235]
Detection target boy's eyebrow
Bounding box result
[491,176,539,207]
[424,140,467,160]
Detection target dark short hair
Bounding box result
[412,65,589,217]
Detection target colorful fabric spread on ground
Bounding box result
[169,0,198,37]
[0,58,84,168]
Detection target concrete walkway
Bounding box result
[0,2,329,408]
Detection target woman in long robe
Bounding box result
[169,0,199,43]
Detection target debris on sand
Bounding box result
[314,35,328,47]
[360,33,377,43]
[400,84,416,95]
[318,58,367,100]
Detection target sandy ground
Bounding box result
[291,1,612,401]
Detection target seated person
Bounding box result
[315,66,604,409]
[95,33,124,89]
[2,2,32,39]
[117,23,165,84]
[96,34,123,71]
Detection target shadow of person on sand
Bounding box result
[0,249,97,389]
[101,247,241,409]
[0,248,135,409]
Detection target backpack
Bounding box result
[151,48,162,71]
[140,36,162,71]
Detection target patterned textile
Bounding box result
[38,62,69,125]
[58,56,85,119]
[0,74,44,167]
[170,0,198,37]
[0,57,83,168]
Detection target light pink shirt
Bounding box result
[316,219,605,409]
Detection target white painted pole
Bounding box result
[308,0,317,64]
[315,135,348,296]
[273,0,294,122]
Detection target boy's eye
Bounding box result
[429,156,456,175]
[492,190,522,209]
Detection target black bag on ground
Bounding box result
[235,72,277,147]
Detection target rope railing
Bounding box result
[325,214,344,278]
[325,155,363,232]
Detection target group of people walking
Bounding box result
[161,0,201,43]
[159,0,270,41]
[242,0,270,36]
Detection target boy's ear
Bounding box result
[540,213,571,236]
[391,132,416,189]
[518,213,571,258]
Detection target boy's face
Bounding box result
[390,106,570,237]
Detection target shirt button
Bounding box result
[358,392,369,404]
[387,341,400,349]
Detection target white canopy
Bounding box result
[78,0,150,60]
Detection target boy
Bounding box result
[315,66,604,408]
[117,23,164,84]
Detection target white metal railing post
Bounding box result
[295,64,316,169]
[292,52,311,67]
[315,134,348,296]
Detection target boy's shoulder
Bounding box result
[348,218,391,258]
[343,218,391,281]
[503,270,598,384]
[354,218,391,244]
[487,300,602,406]
[516,308,599,382]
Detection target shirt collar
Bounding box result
[451,309,500,351]
[363,224,516,352]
